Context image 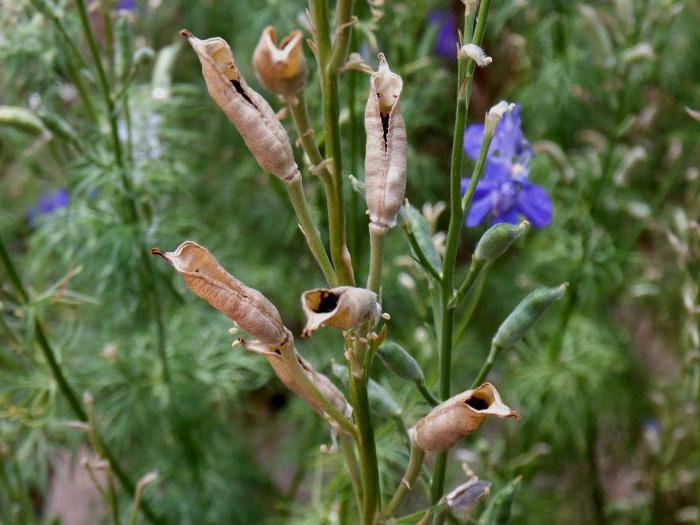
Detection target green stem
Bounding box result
[380,443,425,521]
[471,343,501,388]
[285,177,338,286]
[416,380,439,406]
[310,0,354,285]
[0,237,164,525]
[405,227,442,282]
[367,226,385,294]
[453,265,488,344]
[449,261,485,309]
[431,0,491,505]
[341,433,364,516]
[327,0,356,73]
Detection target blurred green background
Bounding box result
[1,0,699,523]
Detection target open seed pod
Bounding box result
[301,286,380,337]
[364,53,407,231]
[181,30,299,182]
[242,337,352,428]
[253,26,306,96]
[410,383,519,452]
[152,241,287,347]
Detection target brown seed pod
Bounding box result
[181,30,299,182]
[410,383,519,452]
[243,337,352,427]
[152,241,287,347]
[301,286,380,337]
[252,26,306,96]
[364,53,407,231]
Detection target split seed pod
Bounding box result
[410,383,519,452]
[301,287,380,337]
[253,26,306,96]
[244,338,352,425]
[364,53,407,231]
[151,241,287,347]
[445,479,492,512]
[181,30,299,182]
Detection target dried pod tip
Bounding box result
[373,53,402,114]
[465,383,520,420]
[253,25,306,96]
[301,286,380,337]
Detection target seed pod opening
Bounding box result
[181,30,299,182]
[152,241,287,347]
[446,479,492,512]
[410,383,519,452]
[253,26,306,96]
[301,286,380,337]
[364,53,407,231]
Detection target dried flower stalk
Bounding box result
[364,53,407,231]
[410,383,519,451]
[181,30,299,182]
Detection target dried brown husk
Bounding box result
[301,286,380,337]
[364,53,407,230]
[253,26,306,96]
[242,337,352,426]
[151,241,287,347]
[410,383,519,452]
[181,30,299,182]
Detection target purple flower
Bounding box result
[462,105,552,227]
[429,10,458,60]
[117,0,137,10]
[27,189,70,226]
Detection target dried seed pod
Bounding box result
[252,26,306,96]
[364,53,407,231]
[410,383,519,452]
[244,337,352,425]
[181,30,299,182]
[301,286,380,337]
[152,241,287,347]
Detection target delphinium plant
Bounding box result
[143,1,566,523]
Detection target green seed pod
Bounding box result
[116,15,133,81]
[400,201,442,273]
[38,111,81,150]
[474,221,529,264]
[0,106,46,135]
[378,341,424,383]
[477,477,521,525]
[332,362,402,418]
[492,284,567,350]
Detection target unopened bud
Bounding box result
[445,479,492,512]
[301,287,380,337]
[474,221,530,263]
[377,341,424,383]
[492,284,567,350]
[152,241,288,346]
[458,44,492,67]
[364,53,407,231]
[410,383,519,451]
[181,30,299,182]
[134,47,156,67]
[253,26,306,96]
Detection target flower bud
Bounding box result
[252,26,306,96]
[134,47,156,67]
[445,479,492,512]
[364,53,407,231]
[492,284,567,350]
[152,241,287,347]
[181,30,299,182]
[377,341,424,383]
[410,383,519,452]
[301,286,380,337]
[477,477,521,525]
[474,220,530,264]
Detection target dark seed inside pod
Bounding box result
[465,395,489,410]
[316,291,340,313]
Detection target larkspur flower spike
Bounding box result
[181,30,300,182]
[410,383,519,451]
[364,53,407,232]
